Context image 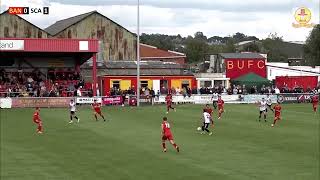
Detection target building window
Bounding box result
[182,80,190,89]
[112,81,120,88]
[141,81,148,88]
[214,80,223,86]
[200,80,212,88]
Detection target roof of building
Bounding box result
[104,60,183,69]
[140,43,186,59]
[81,60,191,76]
[45,11,135,36]
[45,11,95,35]
[219,53,265,59]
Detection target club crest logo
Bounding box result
[292,7,315,28]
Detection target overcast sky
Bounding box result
[1,0,319,41]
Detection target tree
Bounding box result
[261,33,287,62]
[304,24,320,66]
[242,42,261,52]
[185,36,209,63]
[232,32,246,42]
[194,31,207,41]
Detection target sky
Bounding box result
[0,0,319,41]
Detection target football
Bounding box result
[197,127,202,131]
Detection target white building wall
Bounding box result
[267,63,320,81]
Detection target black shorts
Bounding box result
[259,110,266,114]
[203,122,210,129]
[70,111,75,115]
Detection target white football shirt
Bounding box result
[212,93,218,101]
[260,101,267,111]
[266,97,272,105]
[203,112,211,123]
[70,102,76,112]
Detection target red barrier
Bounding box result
[11,97,72,108]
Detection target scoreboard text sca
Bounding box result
[9,7,49,15]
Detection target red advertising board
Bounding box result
[225,59,266,79]
[275,76,318,91]
[11,97,72,108]
[102,96,123,105]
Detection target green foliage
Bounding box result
[261,34,288,62]
[139,31,312,65]
[304,24,320,66]
[185,34,209,62]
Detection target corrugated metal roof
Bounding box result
[104,61,182,69]
[219,53,265,59]
[45,11,96,35]
[140,43,186,58]
[45,11,136,36]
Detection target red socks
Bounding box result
[173,143,177,148]
[37,125,42,132]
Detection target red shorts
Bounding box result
[218,108,224,112]
[167,103,172,107]
[94,109,102,114]
[162,134,173,141]
[274,115,281,120]
[313,103,318,108]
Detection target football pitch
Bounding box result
[0,104,319,180]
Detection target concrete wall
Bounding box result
[0,13,49,38]
[54,13,136,62]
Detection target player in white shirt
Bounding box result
[258,98,267,122]
[266,94,274,112]
[69,99,80,123]
[211,92,219,109]
[201,109,213,135]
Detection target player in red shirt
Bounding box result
[33,107,43,134]
[165,94,176,114]
[311,94,319,113]
[217,96,224,119]
[161,117,180,153]
[204,104,213,116]
[271,102,282,127]
[92,99,106,121]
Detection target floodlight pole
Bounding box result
[136,0,140,106]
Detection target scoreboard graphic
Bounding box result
[8,7,49,15]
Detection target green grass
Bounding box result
[0,104,319,180]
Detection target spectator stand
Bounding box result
[0,38,99,97]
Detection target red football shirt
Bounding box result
[93,103,101,111]
[162,121,172,135]
[218,99,224,109]
[33,111,40,122]
[206,108,213,115]
[312,96,319,104]
[273,104,282,117]
[165,95,172,104]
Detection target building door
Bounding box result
[181,80,191,89]
[160,80,168,94]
